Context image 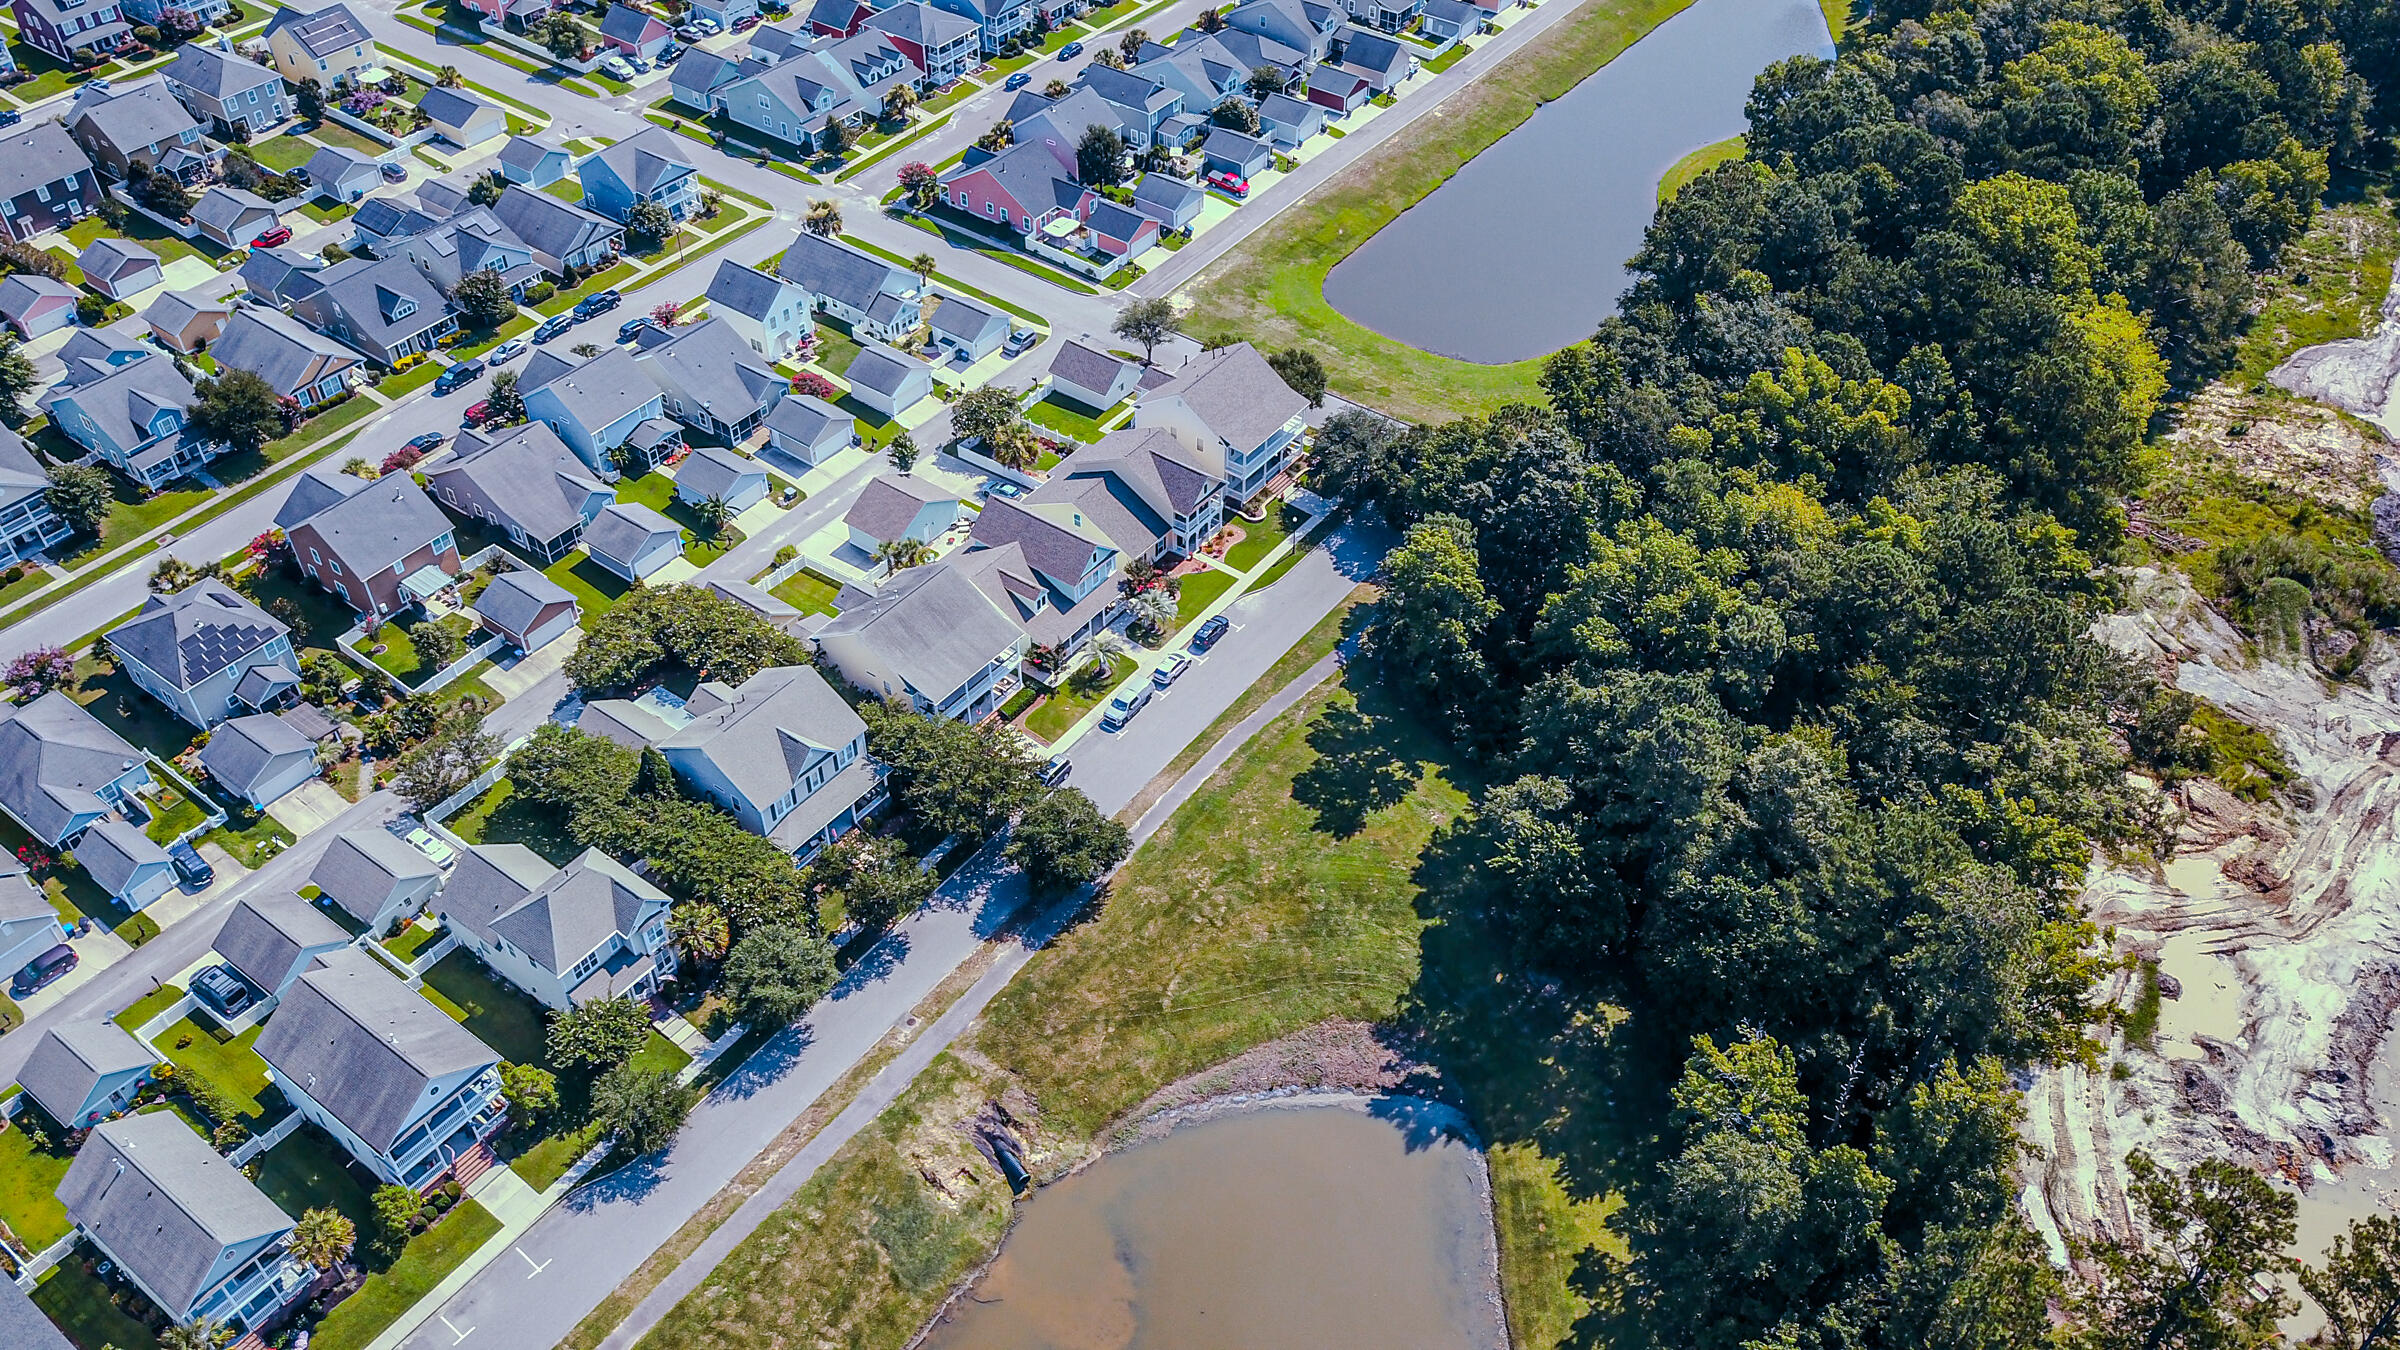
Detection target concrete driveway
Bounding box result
[268,780,354,836]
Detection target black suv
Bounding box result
[191,964,255,1017]
[574,289,623,319]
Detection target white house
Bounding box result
[704,258,813,358]
[843,473,958,554]
[583,502,683,582]
[842,343,934,419]
[674,443,769,513]
[198,712,319,808]
[308,828,444,932]
[1132,340,1307,502]
[434,845,676,1009]
[762,394,855,467]
[0,862,67,988]
[107,579,298,729]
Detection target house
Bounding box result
[418,84,508,147]
[213,893,349,1007]
[1201,126,1273,182]
[676,443,770,513]
[1082,198,1159,258]
[926,292,1008,364]
[1337,0,1417,30]
[922,0,1033,53]
[0,861,67,990]
[0,692,152,848]
[685,0,755,31]
[1417,0,1481,41]
[706,578,812,637]
[1256,90,1326,148]
[1129,171,1204,231]
[863,0,979,84]
[0,274,78,340]
[1131,37,1248,113]
[107,579,298,730]
[200,712,318,807]
[1191,24,1312,88]
[411,167,481,217]
[39,350,226,491]
[845,473,957,553]
[283,473,461,618]
[497,134,572,188]
[774,230,923,342]
[11,0,133,66]
[598,3,673,60]
[303,144,383,202]
[631,318,786,444]
[434,845,676,1009]
[582,502,682,581]
[1304,63,1371,113]
[263,3,378,88]
[1077,63,1186,148]
[309,827,443,931]
[705,258,813,358]
[255,946,506,1188]
[843,342,934,418]
[427,421,612,563]
[457,0,559,30]
[16,1021,154,1127]
[118,0,230,30]
[1134,340,1306,500]
[1027,424,1223,560]
[292,256,456,367]
[763,394,854,466]
[1047,339,1139,409]
[393,206,545,298]
[474,569,579,652]
[963,494,1123,652]
[0,430,71,565]
[716,31,922,154]
[1222,0,1343,61]
[140,287,233,354]
[188,186,282,250]
[814,557,1026,720]
[579,126,699,223]
[0,1278,73,1350]
[211,307,361,410]
[1006,83,1134,151]
[491,185,624,277]
[520,346,681,474]
[78,236,161,301]
[350,196,453,255]
[1334,25,1415,88]
[238,244,329,306]
[940,137,1095,238]
[163,37,292,137]
[66,77,213,184]
[653,665,882,857]
[75,819,177,910]
[0,123,104,244]
[667,47,746,113]
[805,0,871,35]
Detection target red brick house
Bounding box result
[282,473,462,620]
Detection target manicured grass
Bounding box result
[543,550,633,618]
[809,322,864,378]
[510,1118,604,1191]
[205,805,298,868]
[253,1122,379,1230]
[383,918,444,963]
[0,1120,75,1249]
[842,233,1049,328]
[1175,566,1238,626]
[248,134,319,171]
[768,568,842,615]
[537,260,642,316]
[271,391,385,457]
[241,566,359,656]
[632,1029,693,1078]
[66,651,197,762]
[380,358,446,397]
[0,564,49,607]
[1656,133,1745,204]
[306,119,388,156]
[150,1014,278,1126]
[299,198,357,223]
[114,983,186,1031]
[445,777,581,865]
[1181,0,1699,422]
[1024,652,1134,741]
[1225,502,1301,571]
[369,611,476,685]
[309,1199,501,1350]
[62,210,224,270]
[1024,392,1114,443]
[450,312,537,359]
[421,950,550,1065]
[543,177,587,202]
[33,1257,161,1350]
[141,787,207,845]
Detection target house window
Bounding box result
[330,560,342,575]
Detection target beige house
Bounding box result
[143,288,235,354]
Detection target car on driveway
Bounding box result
[1058,40,1083,59]
[10,945,75,999]
[1205,169,1248,198]
[405,827,456,868]
[1003,71,1031,90]
[618,316,655,342]
[168,841,213,887]
[432,360,483,393]
[250,224,293,248]
[191,964,254,1017]
[381,160,408,181]
[658,39,682,61]
[1002,327,1037,356]
[403,431,445,455]
[489,337,528,363]
[1191,613,1230,651]
[1100,681,1152,731]
[465,398,496,425]
[533,314,576,342]
[574,289,623,318]
[1153,651,1190,688]
[732,12,761,28]
[677,21,708,39]
[600,55,637,79]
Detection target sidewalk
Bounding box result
[362,1141,615,1350]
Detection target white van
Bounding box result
[1100,682,1153,731]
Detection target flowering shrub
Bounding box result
[790,372,840,399]
[246,529,290,567]
[5,645,73,699]
[381,445,426,475]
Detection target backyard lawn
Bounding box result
[113,983,184,1031]
[1175,567,1238,627]
[617,471,742,562]
[150,1013,279,1126]
[206,806,299,868]
[140,787,207,845]
[1024,393,1117,444]
[308,1199,500,1350]
[34,1256,160,1350]
[305,119,386,155]
[768,568,841,616]
[1025,652,1135,742]
[542,178,586,202]
[420,950,549,1065]
[367,612,476,685]
[247,134,319,171]
[0,1119,75,1248]
[506,1030,691,1191]
[253,1123,379,1230]
[384,919,444,963]
[809,322,863,378]
[240,567,359,657]
[65,651,194,762]
[1225,503,1302,572]
[444,779,578,865]
[62,213,222,269]
[542,551,632,619]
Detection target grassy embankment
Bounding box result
[1656,134,1746,203]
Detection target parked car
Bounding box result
[380,160,409,181]
[1153,651,1190,688]
[1002,327,1037,356]
[191,964,255,1017]
[1100,681,1153,731]
[10,945,75,999]
[432,361,482,393]
[627,53,652,72]
[405,827,457,868]
[489,337,528,363]
[657,40,683,61]
[1003,71,1031,90]
[988,480,1022,498]
[676,21,708,39]
[1042,755,1072,787]
[600,55,637,79]
[1058,40,1083,59]
[732,12,761,29]
[403,431,446,455]
[0,109,21,128]
[463,399,492,425]
[250,224,293,248]
[618,316,656,341]
[1205,169,1248,198]
[533,314,576,342]
[168,841,213,886]
[1191,613,1230,651]
[574,289,623,318]
[690,15,720,31]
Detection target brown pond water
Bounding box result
[918,1098,1506,1350]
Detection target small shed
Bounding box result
[474,569,580,652]
[584,502,683,581]
[763,394,855,466]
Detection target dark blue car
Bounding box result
[1190,614,1230,652]
[533,314,575,343]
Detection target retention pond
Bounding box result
[1320,0,1834,363]
[918,1096,1506,1350]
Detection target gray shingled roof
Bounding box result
[213,892,348,996]
[429,421,604,544]
[843,473,951,544]
[304,255,451,352]
[298,477,452,576]
[237,246,328,307]
[108,578,288,692]
[429,843,548,949]
[417,85,496,130]
[967,494,1113,587]
[816,559,1023,700]
[657,665,863,810]
[703,259,791,323]
[67,77,201,157]
[531,346,655,436]
[583,502,680,569]
[1048,340,1132,398]
[190,185,276,236]
[0,123,91,207]
[486,850,665,973]
[928,292,1006,347]
[1131,172,1201,213]
[474,570,576,639]
[199,712,313,799]
[587,126,694,196]
[0,273,76,324]
[674,443,763,502]
[16,1020,155,1126]
[775,231,912,314]
[303,144,382,191]
[60,1111,293,1315]
[273,465,370,532]
[843,343,920,399]
[764,394,850,451]
[0,1277,73,1350]
[706,579,801,627]
[0,427,53,517]
[37,350,197,464]
[77,236,158,286]
[575,698,676,750]
[0,693,145,843]
[1143,341,1305,452]
[309,829,441,926]
[638,319,783,422]
[254,946,499,1152]
[76,819,170,897]
[864,1,978,47]
[497,134,564,172]
[164,40,282,98]
[600,3,668,41]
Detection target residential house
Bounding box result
[812,557,1026,720]
[704,257,812,358]
[308,827,443,931]
[1076,63,1185,148]
[78,236,161,300]
[434,845,676,1009]
[106,579,297,730]
[497,133,571,188]
[0,862,67,1003]
[419,85,508,147]
[520,346,682,474]
[582,501,682,581]
[211,892,350,1006]
[1131,34,1249,112]
[75,818,177,909]
[0,123,103,244]
[1416,0,1482,41]
[140,287,233,353]
[579,126,699,222]
[1333,25,1415,88]
[490,185,624,277]
[805,0,870,35]
[1201,126,1272,182]
[263,3,377,88]
[38,349,226,490]
[16,1021,154,1127]
[1128,171,1203,230]
[633,317,786,442]
[667,48,746,112]
[1337,0,1417,30]
[1134,340,1305,501]
[0,430,71,565]
[685,0,755,31]
[1005,83,1133,152]
[292,255,456,366]
[963,492,1123,652]
[598,3,672,60]
[65,77,214,184]
[922,0,1033,53]
[473,569,579,652]
[843,342,935,419]
[1256,90,1326,148]
[11,0,133,66]
[862,0,978,85]
[1195,23,1313,87]
[1027,424,1222,560]
[349,196,454,255]
[774,231,922,342]
[199,712,317,807]
[457,0,559,30]
[845,472,957,552]
[744,19,813,61]
[1303,63,1370,114]
[427,421,612,563]
[926,291,1007,363]
[0,275,78,339]
[1222,0,1343,61]
[762,393,854,466]
[237,244,328,306]
[717,31,921,153]
[675,442,769,513]
[283,473,461,618]
[653,664,881,857]
[940,136,1095,238]
[119,0,229,32]
[705,578,811,637]
[393,206,544,298]
[162,37,292,137]
[303,144,382,202]
[1046,339,1139,409]
[0,692,152,848]
[255,946,506,1188]
[211,307,361,410]
[188,186,282,249]
[1081,198,1158,258]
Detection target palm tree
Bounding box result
[986,419,1041,471]
[436,64,463,87]
[874,537,936,573]
[691,494,733,535]
[290,1207,357,1271]
[572,341,602,358]
[670,901,730,962]
[909,252,937,291]
[882,82,918,124]
[804,198,843,238]
[159,1320,231,1350]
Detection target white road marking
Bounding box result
[439,1312,475,1343]
[516,1246,550,1277]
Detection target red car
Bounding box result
[251,224,293,248]
[463,400,492,425]
[1205,169,1248,198]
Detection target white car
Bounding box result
[600,55,637,79]
[405,828,457,868]
[1100,682,1153,731]
[488,337,528,363]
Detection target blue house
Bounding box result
[923,0,1034,53]
[37,348,225,492]
[520,347,684,475]
[577,126,701,223]
[0,692,155,849]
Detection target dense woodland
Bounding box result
[1314,0,2400,1345]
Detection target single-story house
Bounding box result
[1256,90,1327,148]
[1083,198,1160,257]
[309,827,444,931]
[583,502,683,582]
[1202,127,1273,182]
[1130,172,1205,231]
[676,443,770,513]
[15,1020,155,1128]
[845,473,959,552]
[212,892,351,1005]
[0,863,68,993]
[473,569,580,652]
[76,819,178,911]
[599,4,674,60]
[926,292,1009,364]
[304,145,384,203]
[763,394,855,467]
[1417,0,1482,41]
[199,712,319,808]
[1305,63,1372,113]
[419,85,509,147]
[0,275,78,340]
[427,421,613,564]
[842,343,935,419]
[1047,339,1140,409]
[78,237,162,301]
[189,187,282,250]
[143,288,234,354]
[497,134,573,189]
[211,308,361,412]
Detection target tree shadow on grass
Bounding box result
[1291,697,1416,838]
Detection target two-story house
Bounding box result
[435,844,677,1009]
[578,126,699,223]
[0,861,69,990]
[0,429,73,565]
[1222,0,1342,60]
[281,470,461,618]
[65,76,215,183]
[120,0,231,33]
[308,826,444,932]
[774,230,922,342]
[632,317,787,443]
[923,0,1031,53]
[1032,424,1224,559]
[863,1,979,85]
[1076,63,1184,148]
[256,947,506,1189]
[393,207,545,299]
[263,2,377,88]
[703,258,812,359]
[0,123,103,244]
[162,37,290,135]
[658,665,882,858]
[0,692,153,848]
[15,1019,155,1127]
[11,0,134,66]
[106,578,297,730]
[519,346,682,475]
[490,184,624,278]
[212,307,363,412]
[940,133,1096,239]
[427,421,613,564]
[1132,340,1307,503]
[964,493,1123,655]
[38,348,227,491]
[292,255,457,367]
[813,557,1027,722]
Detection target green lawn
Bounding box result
[1225,502,1302,572]
[632,1029,693,1078]
[65,652,197,762]
[241,567,360,656]
[0,564,50,608]
[252,1122,378,1230]
[62,209,223,269]
[140,787,207,845]
[248,134,319,171]
[1175,567,1238,626]
[269,392,385,459]
[769,568,842,615]
[542,551,632,619]
[307,119,388,155]
[1024,392,1116,444]
[380,358,446,398]
[0,1120,75,1249]
[205,805,298,868]
[34,1256,161,1350]
[421,950,550,1065]
[383,919,444,963]
[299,198,357,223]
[150,1014,278,1126]
[1656,133,1745,204]
[113,983,185,1031]
[543,178,586,202]
[1025,652,1134,741]
[618,470,741,561]
[368,612,475,685]
[808,321,864,378]
[450,312,537,360]
[445,778,581,865]
[536,260,641,317]
[309,1200,501,1350]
